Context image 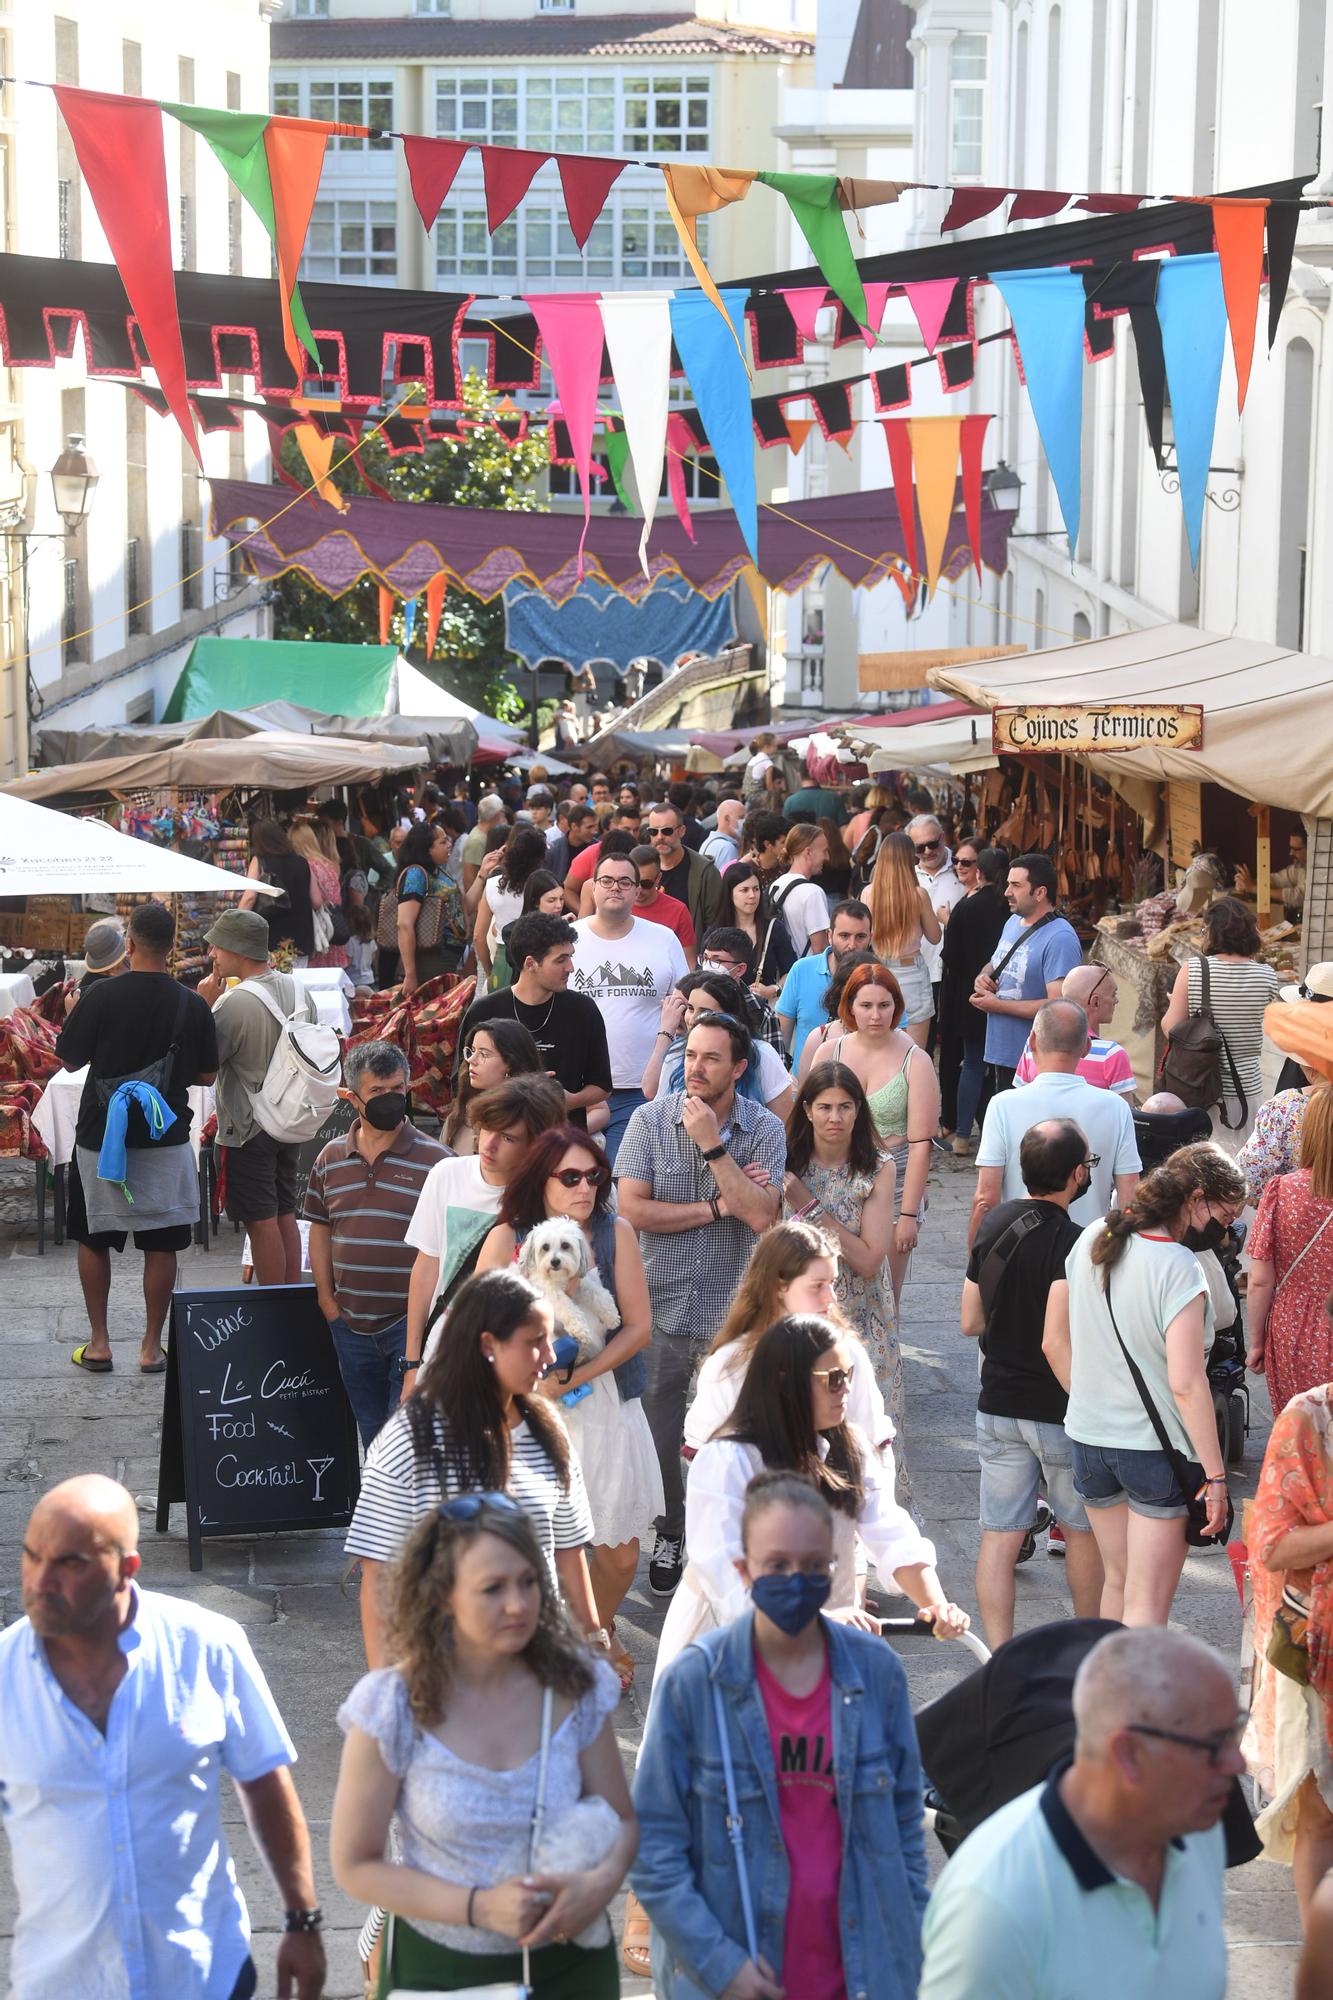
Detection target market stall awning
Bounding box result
[926,624,1333,819]
[35,701,473,772]
[854,712,999,776]
[0,791,279,896]
[6,733,432,802]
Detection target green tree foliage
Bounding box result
[271,372,548,722]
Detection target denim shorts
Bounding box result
[1071,1439,1194,1519]
[976,1412,1088,1533]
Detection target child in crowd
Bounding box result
[345,903,377,993]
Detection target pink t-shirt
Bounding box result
[753,1646,844,2000]
[1014,1033,1135,1093]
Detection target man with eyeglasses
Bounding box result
[1014,963,1136,1097]
[699,926,788,1057]
[645,803,725,940]
[775,897,873,1066]
[919,1625,1242,2000]
[907,813,967,1044]
[570,854,688,1163]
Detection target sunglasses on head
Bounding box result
[552,1166,605,1188]
[438,1491,523,1524]
[812,1366,853,1393]
[913,839,941,855]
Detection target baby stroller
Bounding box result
[894,1615,1261,1865]
[1132,1104,1251,1467]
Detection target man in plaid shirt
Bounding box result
[615,1010,786,1598]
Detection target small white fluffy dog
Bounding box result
[516,1217,620,1363]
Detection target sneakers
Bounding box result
[1017,1500,1054,1565]
[1048,1521,1067,1558]
[648,1533,685,1596]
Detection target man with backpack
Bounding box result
[199,910,325,1286]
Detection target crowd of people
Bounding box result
[11,753,1333,1998]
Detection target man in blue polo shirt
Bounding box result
[971,851,1082,1093]
[919,1626,1241,2000]
[775,897,872,1066]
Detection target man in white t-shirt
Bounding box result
[401,1073,565,1379]
[770,822,831,958]
[909,813,967,1028]
[571,850,688,1163]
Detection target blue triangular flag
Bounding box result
[993,267,1087,554]
[669,288,758,564]
[1155,252,1228,569]
[401,594,419,648]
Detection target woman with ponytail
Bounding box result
[1042,1142,1246,1625]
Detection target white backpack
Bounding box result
[219,979,342,1143]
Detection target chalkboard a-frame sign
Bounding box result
[157,1285,361,1571]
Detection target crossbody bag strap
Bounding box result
[1104,1272,1194,1490]
[990,909,1057,983]
[977,1207,1050,1321]
[1197,957,1249,1129]
[709,1668,760,1964]
[1276,1201,1333,1292]
[517,1685,553,1995]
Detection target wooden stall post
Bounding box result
[1254,805,1272,925]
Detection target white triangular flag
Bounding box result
[599,291,673,576]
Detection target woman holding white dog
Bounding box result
[477,1126,663,1694]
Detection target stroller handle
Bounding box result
[880,1614,992,1666]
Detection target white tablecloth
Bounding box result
[31,1067,215,1169]
[291,966,353,1037]
[0,972,37,1018]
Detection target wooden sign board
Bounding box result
[156,1284,360,1571]
[858,643,1026,693]
[1169,778,1204,870]
[992,703,1204,755]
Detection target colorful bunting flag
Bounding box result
[1210,198,1267,411]
[959,412,992,581]
[780,287,831,343]
[558,157,629,249]
[600,292,673,577]
[378,586,394,645]
[401,594,419,648]
[907,416,962,598]
[52,88,198,458]
[901,278,958,355]
[425,573,447,657]
[993,267,1088,553]
[527,294,604,575]
[1009,189,1071,221]
[403,136,469,230]
[785,417,815,454]
[482,147,551,232]
[940,187,1009,231]
[670,290,757,561]
[1156,252,1228,569]
[604,428,635,514]
[880,419,920,584]
[664,414,698,541]
[291,421,348,512]
[759,171,867,330]
[860,283,892,350]
[660,165,755,357]
[165,103,332,379]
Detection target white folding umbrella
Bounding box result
[0,790,280,896]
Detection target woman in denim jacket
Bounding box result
[631,1470,929,2000]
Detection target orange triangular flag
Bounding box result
[425,573,447,657]
[785,416,815,454]
[378,586,394,645]
[263,120,332,379]
[292,421,347,512]
[660,164,755,367]
[1211,197,1268,411]
[907,414,962,599]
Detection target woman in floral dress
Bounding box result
[783,1061,912,1507]
[1249,1084,1333,1415]
[1238,1072,1326,1204]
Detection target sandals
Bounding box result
[620,1890,651,1979]
[607,1620,635,1697]
[139,1356,167,1375]
[71,1343,113,1373]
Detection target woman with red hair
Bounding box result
[811,960,940,1308]
[475,1125,661,1692]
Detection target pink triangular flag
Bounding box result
[403,136,470,231]
[665,413,697,541]
[901,277,959,354]
[860,282,892,349]
[781,287,830,343]
[526,294,604,575]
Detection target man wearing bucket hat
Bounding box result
[62,920,128,1017]
[198,910,318,1288]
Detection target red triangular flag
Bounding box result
[901,278,958,354]
[940,187,1008,231]
[425,573,447,658]
[557,155,629,249]
[378,586,394,646]
[959,411,992,580]
[404,136,469,231]
[1211,198,1268,411]
[860,282,892,349]
[781,287,830,342]
[482,146,550,232]
[1009,189,1071,221]
[880,417,920,583]
[52,88,198,460]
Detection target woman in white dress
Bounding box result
[476,1125,663,1694]
[655,1312,969,1686]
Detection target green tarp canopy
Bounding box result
[163,638,398,724]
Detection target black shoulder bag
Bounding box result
[1104,1273,1232,1548]
[976,1206,1051,1322]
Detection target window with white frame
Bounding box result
[435,195,702,287]
[303,199,398,283]
[271,76,394,150]
[949,34,987,180]
[291,0,329,17]
[432,71,710,154]
[414,0,449,13]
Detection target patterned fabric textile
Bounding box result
[0,1010,60,1087]
[0,1081,47,1159]
[347,973,470,1119]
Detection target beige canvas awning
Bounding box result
[927,624,1333,819]
[6,732,431,802]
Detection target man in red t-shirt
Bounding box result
[630,843,697,965]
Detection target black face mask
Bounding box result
[361,1090,407,1132]
[1072,1167,1092,1199]
[1183,1216,1229,1253]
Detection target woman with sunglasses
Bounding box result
[719,860,796,1002]
[345,1269,601,1670]
[653,1313,968,1687]
[444,1019,544,1154]
[867,830,942,1050]
[476,1127,662,1694]
[333,1495,635,1996]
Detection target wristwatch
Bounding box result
[700,1142,726,1162]
[397,1355,420,1381]
[284,1908,324,1934]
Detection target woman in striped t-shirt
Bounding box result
[1161,896,1279,1151]
[345,1270,599,1667]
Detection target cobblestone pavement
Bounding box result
[0,1155,1300,1995]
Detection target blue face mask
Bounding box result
[748,1570,832,1636]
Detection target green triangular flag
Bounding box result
[604,427,636,514]
[759,171,867,330]
[162,102,320,364]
